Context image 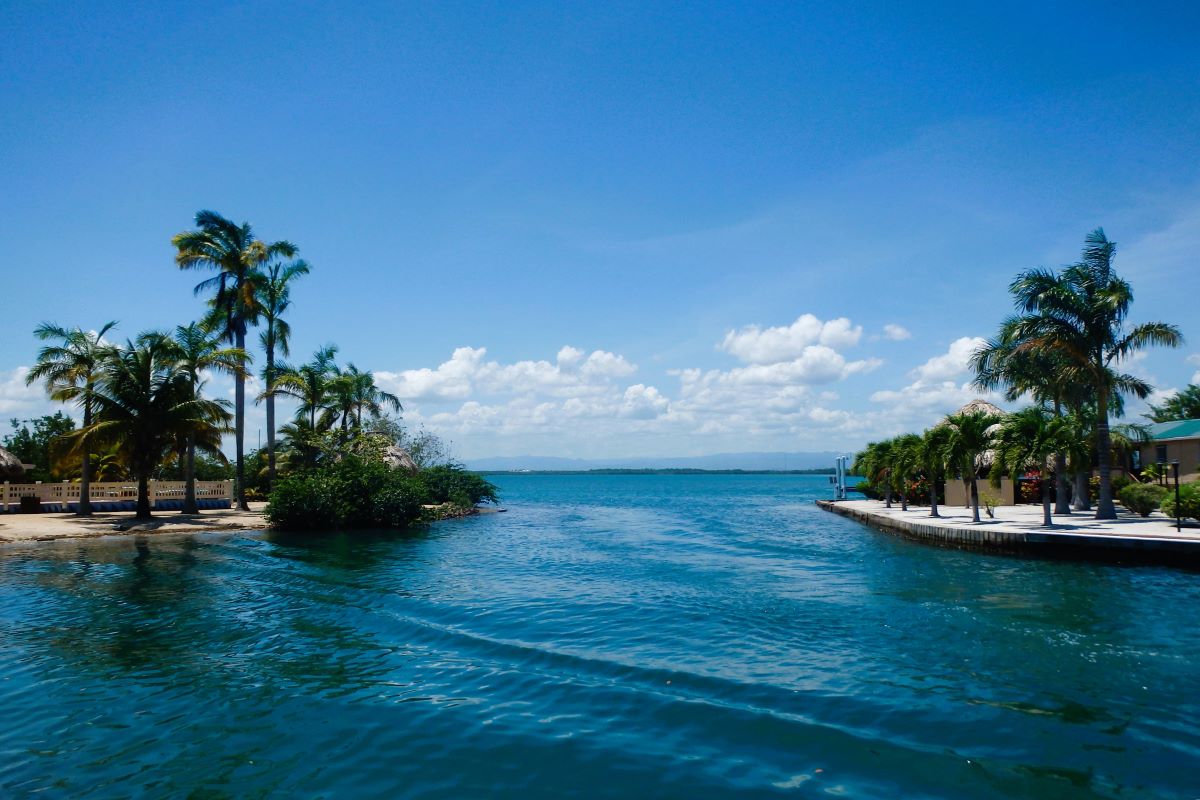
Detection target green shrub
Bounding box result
[1117,483,1168,517]
[853,480,881,500]
[419,465,499,507]
[1111,472,1133,495]
[1162,483,1200,523]
[267,458,425,531]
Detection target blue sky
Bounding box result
[2,1,1198,459]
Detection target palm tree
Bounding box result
[273,345,339,431]
[67,334,229,520]
[853,439,895,507]
[944,409,1000,523]
[172,323,244,513]
[1006,229,1183,519]
[1146,385,1200,422]
[25,321,118,516]
[920,426,952,518]
[173,211,297,511]
[991,406,1075,527]
[343,364,401,430]
[256,259,309,486]
[890,433,923,511]
[972,326,1085,515]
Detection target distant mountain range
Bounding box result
[463,451,844,472]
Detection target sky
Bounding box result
[2,1,1199,461]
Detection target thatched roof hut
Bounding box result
[942,399,1006,474]
[0,447,25,481]
[383,445,418,472]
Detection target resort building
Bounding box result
[1137,419,1200,484]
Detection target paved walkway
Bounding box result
[834,499,1200,541]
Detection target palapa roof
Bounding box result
[953,399,1005,418]
[383,445,418,472]
[941,399,1006,473]
[0,447,25,481]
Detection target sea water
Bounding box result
[0,474,1196,798]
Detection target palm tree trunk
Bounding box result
[930,474,940,518]
[884,485,892,508]
[182,435,198,514]
[266,342,276,488]
[1073,470,1091,511]
[235,329,249,512]
[136,472,152,520]
[900,488,908,511]
[1041,468,1053,527]
[1054,453,1071,515]
[969,475,981,523]
[1095,392,1116,520]
[78,393,93,516]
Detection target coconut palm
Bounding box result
[890,433,924,511]
[173,210,297,511]
[972,327,1085,515]
[920,425,952,518]
[172,323,244,513]
[991,406,1075,527]
[1005,229,1183,519]
[256,259,309,486]
[1146,385,1200,423]
[66,334,230,520]
[853,440,886,506]
[943,409,1000,523]
[337,364,401,431]
[25,321,118,515]
[273,345,339,431]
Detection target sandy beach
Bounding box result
[0,502,272,543]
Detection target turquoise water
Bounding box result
[1,474,1197,798]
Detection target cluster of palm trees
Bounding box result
[854,229,1183,527]
[26,210,401,519]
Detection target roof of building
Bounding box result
[1145,418,1200,441]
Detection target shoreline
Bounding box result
[818,498,1200,563]
[0,503,503,545]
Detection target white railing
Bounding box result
[1,479,233,510]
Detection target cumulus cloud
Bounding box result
[0,367,51,417]
[882,323,912,341]
[1190,353,1200,384]
[720,314,863,364]
[870,337,996,417]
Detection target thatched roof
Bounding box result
[0,447,25,481]
[383,445,418,472]
[941,399,1006,474]
[954,399,1005,418]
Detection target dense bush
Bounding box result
[266,459,498,531]
[419,465,499,507]
[1117,483,1168,517]
[1162,483,1200,523]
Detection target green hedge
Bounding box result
[1117,483,1168,517]
[1162,483,1200,523]
[266,459,498,531]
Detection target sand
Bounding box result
[0,502,272,543]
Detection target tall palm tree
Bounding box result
[1006,229,1182,518]
[944,409,1000,523]
[67,334,229,520]
[273,345,339,431]
[343,364,401,430]
[991,406,1075,527]
[920,425,952,518]
[173,211,297,511]
[973,326,1085,515]
[172,323,244,513]
[853,439,896,508]
[25,321,118,516]
[256,259,309,486]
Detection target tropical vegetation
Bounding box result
[19,209,497,527]
[853,229,1185,529]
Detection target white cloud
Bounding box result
[1189,353,1200,384]
[909,336,986,382]
[882,323,912,341]
[0,367,53,418]
[720,314,863,364]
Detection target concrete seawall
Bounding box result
[817,499,1200,563]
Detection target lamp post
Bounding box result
[1172,461,1181,532]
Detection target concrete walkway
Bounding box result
[818,498,1200,560]
[0,502,271,544]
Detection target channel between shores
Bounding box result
[817,498,1200,563]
